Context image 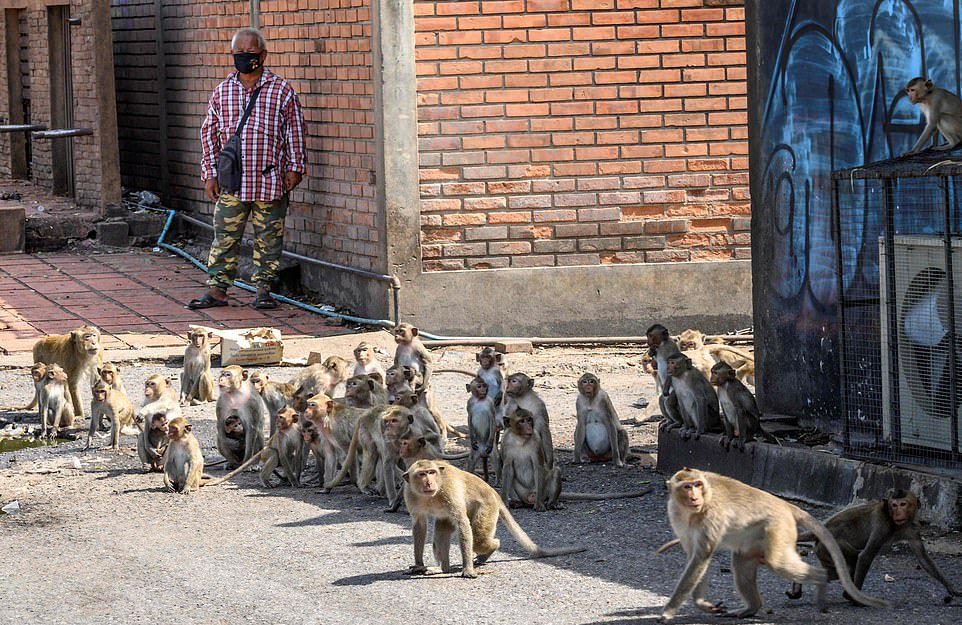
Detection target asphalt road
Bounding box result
[1,349,960,625]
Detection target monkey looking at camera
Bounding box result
[465,377,498,482]
[215,366,267,468]
[32,325,103,418]
[181,328,217,406]
[658,468,888,622]
[393,323,432,389]
[86,380,134,450]
[500,408,562,511]
[904,77,962,156]
[353,341,386,380]
[163,417,206,494]
[501,372,554,468]
[710,362,775,451]
[403,460,585,578]
[475,347,504,405]
[138,374,179,423]
[787,489,962,605]
[574,373,630,467]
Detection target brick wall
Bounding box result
[414,0,749,271]
[0,1,117,210]
[110,0,379,276]
[110,0,161,193]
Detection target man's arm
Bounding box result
[281,89,307,191]
[200,89,222,198]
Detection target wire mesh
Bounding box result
[834,173,962,469]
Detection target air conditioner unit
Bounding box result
[880,235,962,451]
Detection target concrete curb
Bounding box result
[657,429,962,529]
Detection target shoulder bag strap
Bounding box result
[233,85,264,137]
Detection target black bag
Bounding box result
[216,85,264,195]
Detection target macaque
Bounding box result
[787,490,962,604]
[343,373,388,408]
[385,430,466,514]
[666,353,722,440]
[465,377,497,482]
[657,468,888,622]
[385,364,421,403]
[302,393,365,488]
[290,355,351,410]
[403,460,584,578]
[221,413,248,466]
[501,372,554,468]
[710,362,775,451]
[475,347,504,404]
[139,374,179,422]
[136,412,169,472]
[300,418,325,483]
[323,404,400,497]
[249,370,295,435]
[393,323,431,389]
[353,341,386,380]
[181,329,217,405]
[391,389,442,439]
[501,408,562,512]
[257,406,304,488]
[86,380,134,450]
[97,363,127,396]
[163,417,205,494]
[38,363,75,438]
[17,361,47,415]
[904,77,962,156]
[32,325,103,418]
[215,366,267,468]
[679,329,755,386]
[574,373,630,467]
[647,323,684,431]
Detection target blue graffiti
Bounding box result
[761,0,961,308]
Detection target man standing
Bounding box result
[189,28,306,310]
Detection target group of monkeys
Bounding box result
[8,322,961,620]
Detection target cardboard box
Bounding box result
[190,325,283,366]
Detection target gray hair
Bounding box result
[231,28,266,52]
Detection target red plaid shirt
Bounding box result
[200,69,307,202]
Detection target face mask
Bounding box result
[233,52,262,74]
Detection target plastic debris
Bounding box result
[1,501,20,515]
[70,456,82,470]
[884,574,895,582]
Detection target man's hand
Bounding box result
[205,179,220,202]
[284,171,303,192]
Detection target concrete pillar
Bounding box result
[373,0,421,320]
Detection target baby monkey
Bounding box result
[787,489,962,605]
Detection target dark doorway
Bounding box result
[47,5,73,196]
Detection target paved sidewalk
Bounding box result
[0,249,347,354]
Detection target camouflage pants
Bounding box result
[206,193,288,290]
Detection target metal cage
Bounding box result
[833,153,962,470]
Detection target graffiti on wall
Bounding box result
[754,0,960,421]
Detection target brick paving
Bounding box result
[0,249,346,354]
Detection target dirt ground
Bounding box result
[1,344,961,625]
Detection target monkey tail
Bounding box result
[561,487,653,501]
[497,500,587,558]
[322,422,362,490]
[440,450,470,460]
[433,368,478,377]
[202,433,276,487]
[793,508,890,608]
[655,538,680,554]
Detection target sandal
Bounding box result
[252,293,278,310]
[187,293,229,309]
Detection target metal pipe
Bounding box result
[0,124,46,133]
[175,211,398,285]
[32,128,92,139]
[423,335,754,348]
